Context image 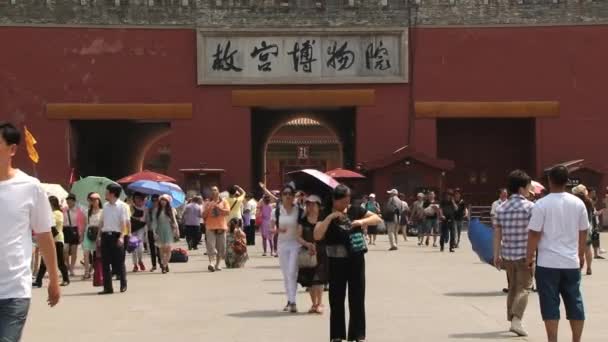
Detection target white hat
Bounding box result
[417,193,425,198]
[369,193,376,198]
[387,189,398,196]
[160,194,172,203]
[305,194,322,204]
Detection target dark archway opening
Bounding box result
[70,120,170,181]
[251,107,356,191]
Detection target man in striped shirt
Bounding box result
[494,170,535,337]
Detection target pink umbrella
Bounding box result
[531,180,545,195]
[286,169,340,196]
[326,168,366,179]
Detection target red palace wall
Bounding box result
[1,25,607,192]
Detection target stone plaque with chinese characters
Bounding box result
[197,29,408,85]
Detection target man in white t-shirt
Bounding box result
[0,123,60,342]
[243,194,257,246]
[491,188,509,224]
[527,165,589,342]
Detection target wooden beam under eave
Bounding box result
[46,103,193,120]
[232,89,375,107]
[415,101,560,119]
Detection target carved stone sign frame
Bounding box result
[197,27,408,85]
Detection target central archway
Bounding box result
[251,107,356,191]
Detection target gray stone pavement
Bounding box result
[24,233,608,342]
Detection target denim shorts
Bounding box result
[535,266,585,321]
[0,298,31,342]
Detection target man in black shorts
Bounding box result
[527,166,588,342]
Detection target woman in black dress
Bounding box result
[296,194,328,314]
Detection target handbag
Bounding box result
[63,210,79,243]
[87,226,100,241]
[255,209,263,226]
[232,238,247,255]
[51,226,59,237]
[169,248,189,263]
[348,228,368,255]
[297,247,318,268]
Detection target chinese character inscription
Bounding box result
[199,31,407,84]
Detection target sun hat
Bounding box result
[369,193,376,198]
[572,184,588,196]
[387,189,398,196]
[160,194,172,203]
[305,194,322,204]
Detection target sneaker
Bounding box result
[502,288,509,293]
[138,262,146,271]
[150,266,157,272]
[389,247,398,251]
[289,303,298,313]
[283,303,290,312]
[510,317,528,336]
[594,255,605,259]
[262,253,267,256]
[449,248,455,253]
[133,265,139,273]
[208,265,216,272]
[215,265,222,271]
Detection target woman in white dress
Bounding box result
[82,192,102,280]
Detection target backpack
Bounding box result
[382,198,400,223]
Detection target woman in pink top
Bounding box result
[259,195,275,256]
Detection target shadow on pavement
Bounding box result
[253,265,280,269]
[448,331,521,339]
[444,291,505,297]
[62,291,102,297]
[227,310,306,318]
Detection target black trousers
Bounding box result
[147,230,162,268]
[36,241,70,284]
[455,219,463,246]
[101,232,126,291]
[184,225,199,249]
[440,220,456,250]
[244,225,255,246]
[328,255,366,341]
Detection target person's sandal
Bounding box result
[586,269,592,275]
[308,305,317,314]
[315,305,324,314]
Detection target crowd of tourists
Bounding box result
[1,121,606,342]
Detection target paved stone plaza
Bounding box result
[25,234,608,342]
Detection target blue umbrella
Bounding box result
[468,218,495,266]
[159,182,186,207]
[128,180,185,208]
